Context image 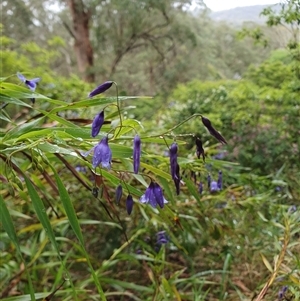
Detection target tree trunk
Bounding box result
[67,0,95,83]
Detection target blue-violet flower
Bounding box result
[210,181,220,193]
[156,231,169,245]
[133,135,141,174]
[17,72,40,103]
[140,182,168,209]
[89,81,113,97]
[91,110,104,137]
[17,72,40,91]
[92,136,112,169]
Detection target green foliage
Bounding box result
[162,50,300,191]
[1,1,300,300]
[1,69,299,300]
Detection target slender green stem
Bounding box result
[149,113,203,138]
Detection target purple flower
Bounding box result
[278,286,288,300]
[169,143,178,180]
[92,136,112,169]
[140,182,168,209]
[201,115,227,145]
[217,170,222,190]
[195,137,205,162]
[17,72,40,104]
[17,72,40,91]
[115,184,123,205]
[91,111,104,137]
[126,194,134,215]
[89,81,113,97]
[133,135,141,174]
[155,231,169,252]
[156,231,169,245]
[210,181,220,193]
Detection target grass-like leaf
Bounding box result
[24,176,78,301]
[50,165,107,301]
[0,195,36,301]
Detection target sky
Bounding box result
[204,0,278,12]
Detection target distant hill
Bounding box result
[209,4,279,25]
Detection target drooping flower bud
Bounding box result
[133,135,141,174]
[126,194,134,215]
[217,170,222,190]
[173,163,180,195]
[91,111,104,137]
[115,184,123,205]
[198,182,203,194]
[207,174,211,189]
[201,115,227,145]
[169,142,178,180]
[89,81,113,97]
[195,137,205,162]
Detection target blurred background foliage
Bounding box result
[0,0,299,300]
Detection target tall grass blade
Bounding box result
[0,195,36,301]
[50,165,107,301]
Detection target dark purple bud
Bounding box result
[278,286,288,300]
[89,81,113,97]
[92,136,112,169]
[126,194,134,215]
[92,187,99,198]
[169,142,178,180]
[115,184,123,205]
[201,116,227,145]
[207,174,211,188]
[217,170,222,190]
[199,182,203,194]
[173,163,180,195]
[91,111,104,137]
[133,135,141,174]
[195,137,205,162]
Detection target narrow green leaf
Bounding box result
[24,176,60,252]
[50,166,107,301]
[140,162,172,180]
[24,176,78,301]
[0,195,36,301]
